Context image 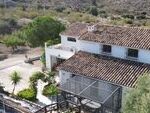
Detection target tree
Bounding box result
[10,71,22,95]
[3,36,25,52]
[21,16,65,47]
[123,74,150,113]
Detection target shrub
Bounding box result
[43,84,59,96]
[5,18,18,27]
[99,13,108,18]
[46,38,60,47]
[55,6,65,12]
[89,6,98,16]
[122,14,134,19]
[136,15,146,20]
[99,10,106,14]
[0,23,11,35]
[40,52,46,66]
[124,19,133,24]
[29,71,45,86]
[17,88,37,101]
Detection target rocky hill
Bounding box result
[56,0,150,15]
[3,0,150,15]
[95,0,150,15]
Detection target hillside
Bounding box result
[95,0,150,15]
[51,0,150,15]
[1,0,149,15]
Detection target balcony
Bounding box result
[45,44,75,59]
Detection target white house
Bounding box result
[45,23,150,113]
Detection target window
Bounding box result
[127,48,138,58]
[102,45,112,53]
[67,37,76,42]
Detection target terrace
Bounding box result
[45,44,75,59]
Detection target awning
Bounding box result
[60,75,120,104]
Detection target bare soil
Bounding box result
[0,43,43,59]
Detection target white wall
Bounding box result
[61,35,78,50]
[45,47,75,70]
[139,49,150,64]
[60,35,150,64]
[46,47,74,59]
[45,48,51,69]
[45,52,57,70]
[112,45,126,59]
[59,70,72,85]
[78,40,100,54]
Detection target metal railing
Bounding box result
[34,101,65,113]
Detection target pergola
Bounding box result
[59,75,122,113]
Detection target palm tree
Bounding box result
[10,71,22,95]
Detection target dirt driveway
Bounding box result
[0,46,43,94]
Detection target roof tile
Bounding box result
[58,51,150,87]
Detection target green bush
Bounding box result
[136,15,146,20]
[89,6,98,16]
[46,38,60,47]
[43,84,59,96]
[122,14,134,19]
[124,19,133,24]
[29,71,45,86]
[17,88,37,101]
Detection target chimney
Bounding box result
[87,25,97,32]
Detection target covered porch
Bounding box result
[58,75,122,113]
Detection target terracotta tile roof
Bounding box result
[79,25,150,50]
[61,23,87,37]
[58,51,150,87]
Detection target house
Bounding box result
[45,23,150,113]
